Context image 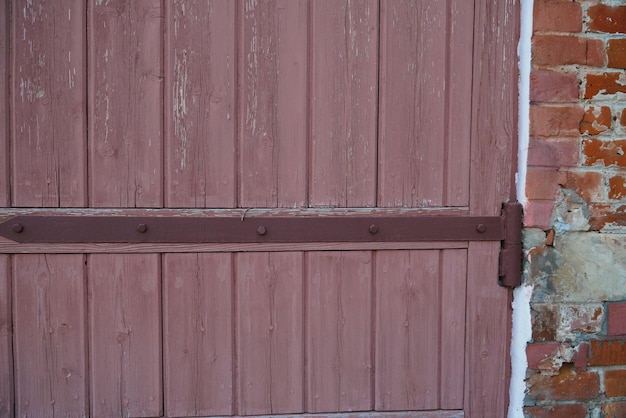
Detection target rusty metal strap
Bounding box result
[0,214,507,244]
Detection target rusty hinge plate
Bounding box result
[0,214,506,244]
[499,202,523,288]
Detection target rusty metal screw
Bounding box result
[257,226,267,236]
[137,223,148,233]
[369,224,379,234]
[476,224,487,233]
[13,223,24,233]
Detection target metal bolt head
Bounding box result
[257,226,267,236]
[137,223,148,233]
[476,224,486,233]
[369,224,379,234]
[12,223,24,233]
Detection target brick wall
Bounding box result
[524,1,626,416]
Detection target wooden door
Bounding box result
[0,1,519,417]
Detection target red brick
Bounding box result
[602,401,626,417]
[580,106,612,135]
[530,105,584,137]
[533,34,604,66]
[583,139,626,167]
[524,404,588,418]
[527,342,560,369]
[586,72,626,98]
[527,366,600,401]
[608,302,626,336]
[563,171,604,202]
[621,109,626,128]
[533,0,582,33]
[528,138,579,167]
[608,38,626,69]
[588,5,626,34]
[609,176,626,200]
[530,70,579,103]
[531,304,559,341]
[526,168,566,200]
[605,369,626,397]
[588,203,626,231]
[589,340,626,366]
[523,200,554,229]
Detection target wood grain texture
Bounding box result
[165,0,237,208]
[375,250,441,411]
[306,251,372,412]
[13,254,87,417]
[239,0,308,208]
[0,255,12,417]
[89,254,162,417]
[236,252,304,415]
[309,0,378,207]
[89,0,163,207]
[0,2,8,207]
[163,253,234,416]
[11,0,86,207]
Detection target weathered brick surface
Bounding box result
[525,168,565,200]
[607,38,626,69]
[528,138,579,168]
[585,72,626,99]
[588,4,626,34]
[526,366,600,401]
[530,70,579,103]
[583,138,626,167]
[530,105,584,137]
[589,340,626,366]
[605,369,626,397]
[609,176,626,200]
[602,401,626,417]
[533,0,582,33]
[524,404,588,418]
[607,302,626,336]
[580,106,611,135]
[533,34,604,66]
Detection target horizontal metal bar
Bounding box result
[0,215,504,244]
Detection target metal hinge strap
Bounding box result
[498,202,523,288]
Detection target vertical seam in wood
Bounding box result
[162,0,171,208]
[305,0,312,209]
[87,1,94,208]
[374,0,382,209]
[231,252,238,415]
[158,253,165,415]
[236,0,243,209]
[86,253,93,416]
[7,255,15,416]
[302,251,308,412]
[81,254,90,416]
[370,249,376,411]
[437,249,444,408]
[8,0,14,207]
[233,0,240,209]
[443,0,451,207]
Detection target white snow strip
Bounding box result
[516,0,532,207]
[508,284,533,417]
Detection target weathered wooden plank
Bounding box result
[306,251,372,412]
[378,0,447,208]
[163,253,234,416]
[236,252,304,415]
[309,0,378,207]
[445,0,474,206]
[375,250,440,410]
[12,0,86,207]
[440,249,467,409]
[0,255,12,417]
[165,0,237,208]
[0,2,8,207]
[89,0,163,207]
[13,254,87,417]
[89,254,162,417]
[239,0,308,208]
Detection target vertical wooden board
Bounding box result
[465,242,510,417]
[309,0,378,207]
[12,0,86,207]
[445,0,474,206]
[165,0,237,208]
[0,2,9,207]
[89,0,163,208]
[236,252,304,415]
[440,249,467,409]
[89,254,162,417]
[375,250,440,411]
[0,255,12,417]
[163,253,233,416]
[378,0,447,208]
[239,0,308,208]
[306,251,372,412]
[13,254,87,417]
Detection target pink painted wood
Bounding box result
[13,254,87,417]
[306,251,372,412]
[239,0,308,208]
[236,252,304,415]
[88,254,162,417]
[309,0,378,207]
[0,255,12,417]
[163,253,234,416]
[0,2,8,208]
[165,0,237,208]
[89,0,163,208]
[11,0,86,207]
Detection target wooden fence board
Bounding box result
[163,253,234,416]
[236,252,304,415]
[239,0,308,208]
[165,0,237,208]
[89,254,162,417]
[0,2,8,207]
[89,0,163,207]
[11,0,86,207]
[306,251,372,412]
[13,254,87,417]
[309,0,378,207]
[0,255,12,417]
